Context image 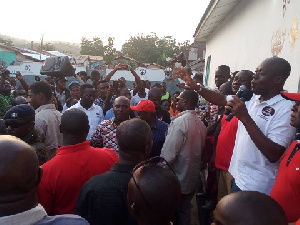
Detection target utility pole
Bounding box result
[40,34,44,60]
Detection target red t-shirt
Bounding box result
[215,115,238,170]
[271,140,300,223]
[37,141,118,215]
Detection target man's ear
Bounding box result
[183,98,188,105]
[273,75,285,84]
[144,140,153,158]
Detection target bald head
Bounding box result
[214,191,287,225]
[263,57,291,80]
[12,96,28,106]
[116,118,152,154]
[148,88,162,107]
[128,163,181,223]
[181,90,199,108]
[61,109,89,137]
[0,135,41,216]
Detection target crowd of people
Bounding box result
[0,58,299,225]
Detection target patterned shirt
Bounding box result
[0,94,13,118]
[94,95,116,110]
[90,118,119,154]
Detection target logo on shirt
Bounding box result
[261,106,275,116]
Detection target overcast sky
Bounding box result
[2,0,210,50]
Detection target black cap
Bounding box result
[56,77,67,82]
[4,104,35,120]
[68,81,80,89]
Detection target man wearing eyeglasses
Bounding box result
[161,90,207,225]
[270,92,300,224]
[3,104,47,165]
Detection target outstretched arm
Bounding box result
[103,63,125,82]
[175,67,227,106]
[16,71,30,92]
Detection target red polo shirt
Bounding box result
[37,141,118,215]
[271,140,300,223]
[215,115,238,171]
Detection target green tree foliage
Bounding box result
[103,37,119,63]
[80,37,104,56]
[0,37,13,46]
[121,33,190,66]
[41,43,55,51]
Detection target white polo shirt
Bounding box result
[229,94,295,195]
[67,102,104,140]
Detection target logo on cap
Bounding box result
[11,113,18,118]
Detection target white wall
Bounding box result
[204,0,300,92]
[105,67,166,82]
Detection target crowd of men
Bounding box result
[0,58,299,225]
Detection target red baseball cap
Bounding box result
[281,91,300,101]
[130,100,156,113]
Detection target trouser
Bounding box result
[217,169,233,201]
[177,191,195,225]
[231,178,242,193]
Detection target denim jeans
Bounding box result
[231,179,242,193]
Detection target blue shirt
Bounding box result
[104,108,115,120]
[149,119,168,158]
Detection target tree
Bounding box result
[41,43,55,51]
[0,37,13,46]
[121,33,188,66]
[80,37,104,56]
[103,37,118,63]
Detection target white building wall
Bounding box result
[204,0,300,92]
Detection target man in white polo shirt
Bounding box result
[178,56,296,195]
[68,84,104,140]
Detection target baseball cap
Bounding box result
[56,77,67,82]
[4,104,35,120]
[281,91,300,101]
[68,81,80,89]
[130,100,156,113]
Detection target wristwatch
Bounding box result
[196,83,203,92]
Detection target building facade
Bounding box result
[194,0,300,92]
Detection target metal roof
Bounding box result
[193,0,241,42]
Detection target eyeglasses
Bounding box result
[131,156,175,207]
[5,121,26,129]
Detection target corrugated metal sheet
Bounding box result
[194,0,241,42]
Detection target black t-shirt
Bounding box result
[155,106,171,124]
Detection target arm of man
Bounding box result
[0,74,6,93]
[160,123,184,164]
[103,87,115,115]
[103,63,125,82]
[16,72,30,92]
[131,68,142,96]
[226,96,288,163]
[176,66,227,106]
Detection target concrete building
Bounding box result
[194,0,300,92]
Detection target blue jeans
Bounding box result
[231,179,242,193]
